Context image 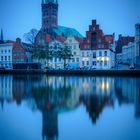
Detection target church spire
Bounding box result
[0,28,4,42]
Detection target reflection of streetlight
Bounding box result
[101,82,105,90]
[106,82,109,90]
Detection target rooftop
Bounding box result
[52,26,83,38]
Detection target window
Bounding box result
[5,50,7,53]
[69,40,72,43]
[5,56,7,61]
[74,52,76,55]
[87,39,90,43]
[99,51,102,56]
[1,50,3,53]
[87,52,90,57]
[72,58,75,63]
[54,58,57,63]
[93,52,96,58]
[82,61,85,66]
[92,32,97,44]
[8,56,10,61]
[76,58,79,62]
[100,61,102,66]
[104,51,107,56]
[9,50,11,53]
[82,52,84,57]
[87,61,89,65]
[93,61,96,66]
[1,56,3,61]
[73,46,76,49]
[104,60,107,66]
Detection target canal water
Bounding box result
[0,75,140,140]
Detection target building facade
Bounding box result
[122,42,135,65]
[42,0,58,33]
[48,40,64,69]
[80,20,115,69]
[12,38,32,63]
[0,43,13,69]
[135,24,140,66]
[64,36,81,69]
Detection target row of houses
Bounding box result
[36,20,116,69]
[0,20,140,70]
[116,24,140,67]
[0,38,32,69]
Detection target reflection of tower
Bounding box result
[42,110,58,140]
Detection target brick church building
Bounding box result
[35,0,83,44]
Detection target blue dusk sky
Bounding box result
[0,0,140,41]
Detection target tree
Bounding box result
[24,29,38,46]
[57,46,73,69]
[32,44,53,67]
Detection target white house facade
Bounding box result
[64,36,81,69]
[0,43,13,69]
[122,42,135,65]
[48,40,64,69]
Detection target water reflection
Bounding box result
[0,75,140,140]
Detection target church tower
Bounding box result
[42,0,58,34]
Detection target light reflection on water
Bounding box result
[0,75,140,140]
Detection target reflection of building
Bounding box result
[135,80,140,118]
[79,77,115,97]
[0,75,13,109]
[12,75,32,105]
[81,94,114,124]
[115,77,140,118]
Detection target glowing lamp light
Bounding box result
[96,57,110,61]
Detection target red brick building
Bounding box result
[81,20,114,51]
[12,38,32,63]
[80,20,115,69]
